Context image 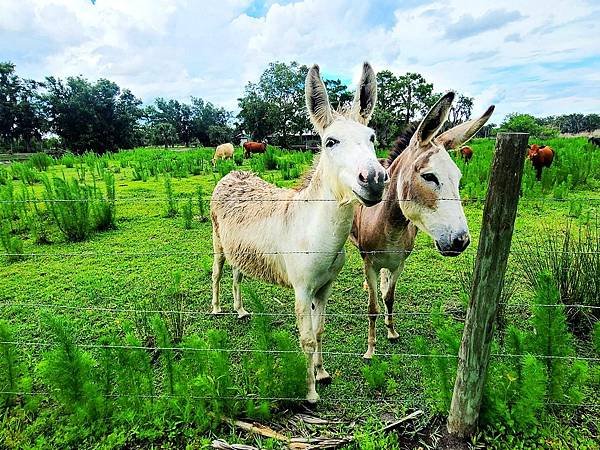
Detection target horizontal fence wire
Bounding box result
[1,340,598,362]
[2,248,600,258]
[1,301,599,318]
[0,391,598,409]
[2,197,600,204]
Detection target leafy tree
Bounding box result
[237,61,309,147]
[44,76,142,153]
[0,62,20,149]
[237,83,276,141]
[499,113,558,139]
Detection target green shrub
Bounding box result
[0,225,24,262]
[361,357,389,391]
[43,176,92,242]
[0,320,20,407]
[528,273,588,405]
[182,195,193,229]
[196,185,208,222]
[516,221,599,336]
[163,175,177,217]
[37,315,106,421]
[0,166,9,185]
[11,162,38,185]
[59,152,76,168]
[93,172,116,231]
[30,152,53,171]
[243,289,306,418]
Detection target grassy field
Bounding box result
[0,138,599,449]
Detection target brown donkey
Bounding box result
[350,92,495,359]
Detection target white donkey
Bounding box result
[350,92,495,359]
[211,63,388,402]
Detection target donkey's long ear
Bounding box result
[416,91,455,146]
[350,62,377,125]
[436,105,495,150]
[306,64,333,134]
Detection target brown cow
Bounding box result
[528,144,554,180]
[459,145,473,162]
[243,141,267,158]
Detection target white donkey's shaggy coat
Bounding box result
[210,63,387,402]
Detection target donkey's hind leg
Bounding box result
[211,223,225,315]
[232,268,250,319]
[381,266,402,340]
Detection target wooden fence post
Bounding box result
[447,132,529,437]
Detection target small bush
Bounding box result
[43,176,92,242]
[196,185,208,222]
[37,315,106,421]
[93,173,116,231]
[30,152,53,171]
[361,357,389,391]
[59,152,76,168]
[516,221,599,336]
[163,175,177,217]
[0,225,24,262]
[0,320,20,407]
[182,195,193,229]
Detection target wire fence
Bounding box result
[1,339,598,362]
[1,300,599,317]
[2,196,600,204]
[1,183,599,421]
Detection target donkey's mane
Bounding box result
[386,123,418,168]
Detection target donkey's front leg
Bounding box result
[363,263,379,360]
[295,289,319,403]
[381,266,402,340]
[313,282,333,384]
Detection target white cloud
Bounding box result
[0,0,598,120]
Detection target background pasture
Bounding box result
[0,138,599,449]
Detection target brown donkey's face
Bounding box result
[398,137,469,256]
[394,95,495,256]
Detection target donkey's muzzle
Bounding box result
[356,167,388,204]
[436,232,470,257]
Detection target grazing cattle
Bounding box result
[212,143,234,164]
[528,144,555,180]
[351,95,494,359]
[588,137,600,147]
[243,141,267,158]
[211,63,387,403]
[459,145,473,162]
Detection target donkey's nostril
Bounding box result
[383,171,390,184]
[358,172,367,184]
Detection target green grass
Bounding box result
[0,139,599,448]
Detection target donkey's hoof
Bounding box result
[306,391,320,404]
[362,352,374,363]
[387,330,400,341]
[316,370,332,385]
[211,307,222,315]
[236,310,251,320]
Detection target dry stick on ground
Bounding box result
[219,410,424,449]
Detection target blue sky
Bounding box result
[1,0,598,122]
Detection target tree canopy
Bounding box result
[0,60,597,153]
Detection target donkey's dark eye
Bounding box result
[421,173,439,186]
[325,137,339,148]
